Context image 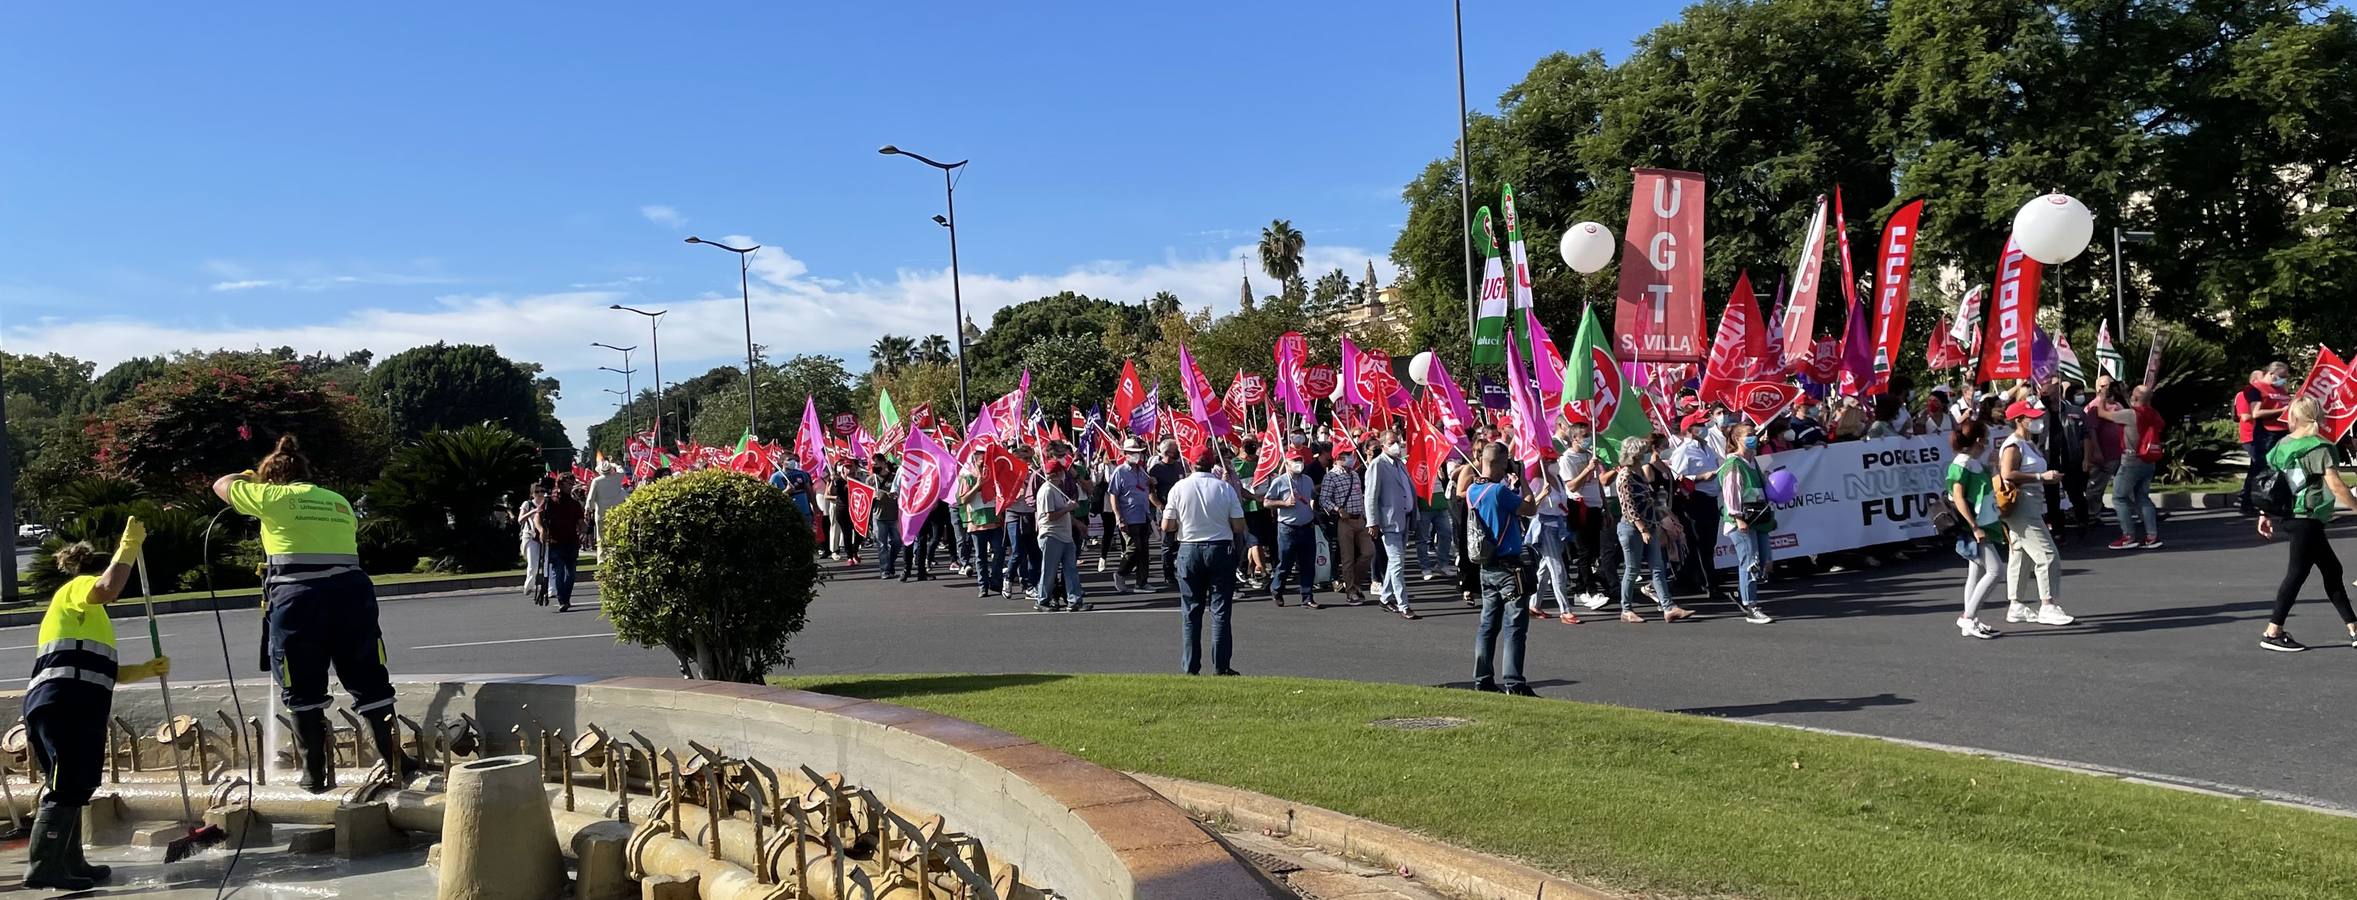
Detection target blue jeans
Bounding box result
[1616,520,1674,613]
[1473,565,1528,689]
[545,542,580,607]
[1272,523,1316,603]
[969,527,1005,593]
[1375,528,1411,610]
[1038,535,1083,606]
[1177,541,1236,674]
[2113,458,2160,541]
[876,518,900,577]
[1728,525,1771,610]
[1414,506,1451,572]
[1003,517,1040,593]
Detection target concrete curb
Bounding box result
[1132,772,1622,900]
[0,572,591,628]
[2152,491,2233,510]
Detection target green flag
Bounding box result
[1502,183,1535,361]
[879,388,900,428]
[1566,303,1650,465]
[1471,207,1511,365]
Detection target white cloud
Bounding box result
[640,205,687,229]
[209,279,282,292]
[7,242,1398,445]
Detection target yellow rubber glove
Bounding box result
[127,656,170,682]
[110,515,147,567]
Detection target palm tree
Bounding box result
[916,334,954,365]
[1258,219,1305,286]
[869,335,916,374]
[1147,291,1181,319]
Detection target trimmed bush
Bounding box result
[600,469,817,682]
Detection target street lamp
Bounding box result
[592,342,636,410]
[685,236,762,438]
[1452,0,1478,349]
[610,305,667,441]
[879,143,973,424]
[2112,228,2155,338]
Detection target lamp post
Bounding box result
[592,343,636,409]
[610,306,667,441]
[2112,228,2155,338]
[1452,0,1478,350]
[685,237,762,437]
[879,144,973,424]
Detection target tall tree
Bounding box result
[1258,219,1306,286]
[916,334,954,365]
[364,343,548,442]
[867,335,916,375]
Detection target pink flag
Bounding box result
[1177,345,1233,437]
[895,423,954,545]
[1274,332,1310,416]
[1338,337,1370,409]
[1425,354,1475,449]
[795,396,826,476]
[1503,334,1546,468]
[960,410,999,464]
[1528,310,1567,419]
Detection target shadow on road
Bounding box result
[1674,692,1913,718]
[795,672,1070,700]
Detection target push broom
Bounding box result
[133,549,228,863]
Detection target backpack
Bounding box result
[2255,467,2299,518]
[1465,484,1499,564]
[2133,408,2167,464]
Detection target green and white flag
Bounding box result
[2053,329,2087,386]
[1471,206,1511,365]
[1565,303,1649,464]
[1502,183,1536,361]
[2096,319,2125,380]
[879,387,901,428]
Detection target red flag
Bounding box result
[2297,345,2357,440]
[1804,336,1844,385]
[1170,412,1207,462]
[1302,366,1337,405]
[1613,167,1708,363]
[983,443,1028,514]
[1113,359,1146,433]
[1406,398,1445,501]
[1926,316,1969,370]
[845,479,875,538]
[1697,271,1761,404]
[1978,237,2044,383]
[1833,186,1861,327]
[1731,381,1803,427]
[1867,200,1924,394]
[1778,195,1830,368]
[908,403,935,431]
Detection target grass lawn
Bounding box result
[778,673,2357,900]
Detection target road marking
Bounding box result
[412,633,616,650]
[0,635,171,652]
[983,609,1168,617]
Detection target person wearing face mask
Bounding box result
[1614,436,1691,622]
[1365,436,1420,619]
[1262,447,1322,608]
[1033,457,1087,612]
[1321,446,1373,604]
[1668,410,1729,606]
[1148,440,1190,590]
[1998,399,2076,626]
[1788,396,1829,447]
[1718,423,1777,624]
[2235,362,2294,517]
[1109,439,1156,594]
[1559,421,1609,610]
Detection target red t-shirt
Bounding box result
[2236,383,2291,442]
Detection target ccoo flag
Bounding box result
[2096,320,2125,380]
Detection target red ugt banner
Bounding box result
[1613,168,1707,364]
[1977,237,2043,383]
[2298,345,2357,441]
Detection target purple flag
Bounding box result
[895,424,953,546]
[1128,381,1162,437]
[1425,354,1476,440]
[1177,344,1233,437]
[1475,375,1512,411]
[1840,296,1874,396]
[2031,326,2059,382]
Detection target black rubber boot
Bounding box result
[294,709,335,794]
[363,709,419,782]
[63,812,109,882]
[23,808,95,891]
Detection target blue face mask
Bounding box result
[1743,436,1761,453]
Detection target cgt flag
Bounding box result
[1614,168,1708,363]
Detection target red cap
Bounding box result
[1680,410,1712,431]
[1286,446,1308,461]
[2005,399,2046,420]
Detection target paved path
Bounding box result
[4,509,2352,810]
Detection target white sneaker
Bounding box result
[2005,602,2037,623]
[1578,592,1609,610]
[2034,604,2076,626]
[1096,558,1108,573]
[1421,572,1437,582]
[1957,617,2000,639]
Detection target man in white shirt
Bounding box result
[1669,409,1730,605]
[1162,449,1247,676]
[585,463,629,553]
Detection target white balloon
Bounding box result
[1409,351,1435,386]
[1558,221,1617,274]
[2011,193,2095,265]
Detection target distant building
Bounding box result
[1337,259,1410,333]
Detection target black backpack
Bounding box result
[2254,467,2299,518]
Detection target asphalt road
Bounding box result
[4,509,2353,810]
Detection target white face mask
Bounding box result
[1385,442,1405,459]
[1286,461,1305,474]
[2025,419,2047,436]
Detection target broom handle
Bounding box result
[133,549,197,824]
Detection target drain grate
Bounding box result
[1236,847,1304,876]
[1370,716,1472,730]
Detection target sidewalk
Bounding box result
[0,569,595,628]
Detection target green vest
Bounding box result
[1717,456,1776,532]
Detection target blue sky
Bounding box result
[1,2,1686,441]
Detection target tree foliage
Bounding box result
[364,342,555,445]
[687,353,856,446]
[364,424,543,572]
[600,469,818,682]
[90,355,388,498]
[1392,0,2357,372]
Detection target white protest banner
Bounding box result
[1706,433,1951,567]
